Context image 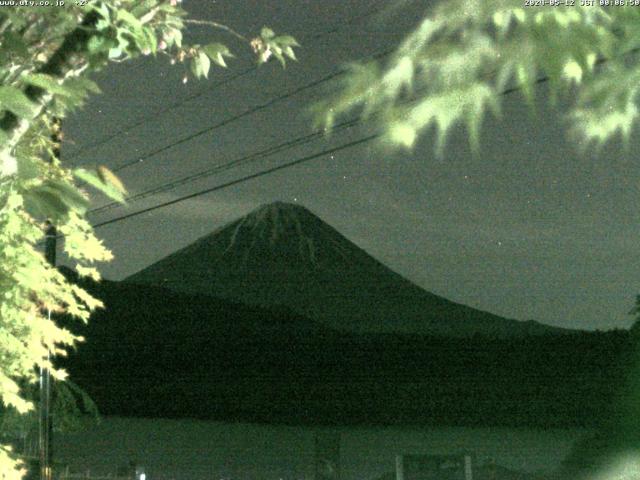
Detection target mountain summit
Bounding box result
[126,201,568,337]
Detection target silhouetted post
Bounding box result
[39,221,54,480]
[314,430,340,480]
[40,118,61,480]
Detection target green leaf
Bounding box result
[131,0,159,18]
[97,166,127,195]
[198,51,210,78]
[74,168,127,204]
[1,31,29,58]
[273,35,300,47]
[261,27,275,39]
[0,86,38,119]
[270,44,282,56]
[108,46,123,59]
[117,9,144,30]
[91,1,111,23]
[173,28,183,48]
[67,77,101,95]
[191,50,212,77]
[23,187,69,221]
[0,129,9,148]
[16,156,41,181]
[23,73,73,97]
[190,56,202,78]
[87,36,116,57]
[19,179,91,218]
[283,46,297,61]
[272,49,286,67]
[116,29,133,54]
[142,27,158,55]
[52,77,101,112]
[40,179,90,214]
[202,43,233,68]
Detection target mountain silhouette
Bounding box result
[59,268,627,426]
[126,201,570,338]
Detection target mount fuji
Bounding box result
[126,201,569,338]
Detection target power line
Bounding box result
[91,134,379,230]
[42,28,640,249]
[84,66,530,224]
[66,5,389,164]
[112,70,339,173]
[105,48,390,175]
[83,35,640,189]
[88,116,362,216]
[87,61,574,231]
[66,66,258,164]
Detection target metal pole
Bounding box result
[40,118,61,480]
[39,222,55,480]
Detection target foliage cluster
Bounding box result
[0,1,297,477]
[315,2,640,155]
[64,272,630,428]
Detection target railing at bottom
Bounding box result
[57,466,133,480]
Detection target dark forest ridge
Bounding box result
[60,269,628,426]
[126,201,574,338]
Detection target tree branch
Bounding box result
[0,10,99,155]
[184,19,249,43]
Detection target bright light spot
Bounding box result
[562,59,583,83]
[587,452,640,480]
[389,123,416,148]
[0,152,17,178]
[493,11,507,29]
[140,474,146,480]
[513,8,526,22]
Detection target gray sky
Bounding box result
[62,0,640,331]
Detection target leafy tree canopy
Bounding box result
[0,2,297,477]
[315,1,640,156]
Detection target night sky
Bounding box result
[62,0,640,332]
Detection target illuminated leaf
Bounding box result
[261,26,275,39]
[23,186,70,221]
[42,179,90,213]
[117,9,144,30]
[23,73,74,97]
[283,46,296,61]
[273,35,300,47]
[191,51,211,77]
[203,43,234,68]
[75,265,101,282]
[0,86,38,119]
[74,167,127,203]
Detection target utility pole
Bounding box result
[40,118,61,480]
[39,222,54,480]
